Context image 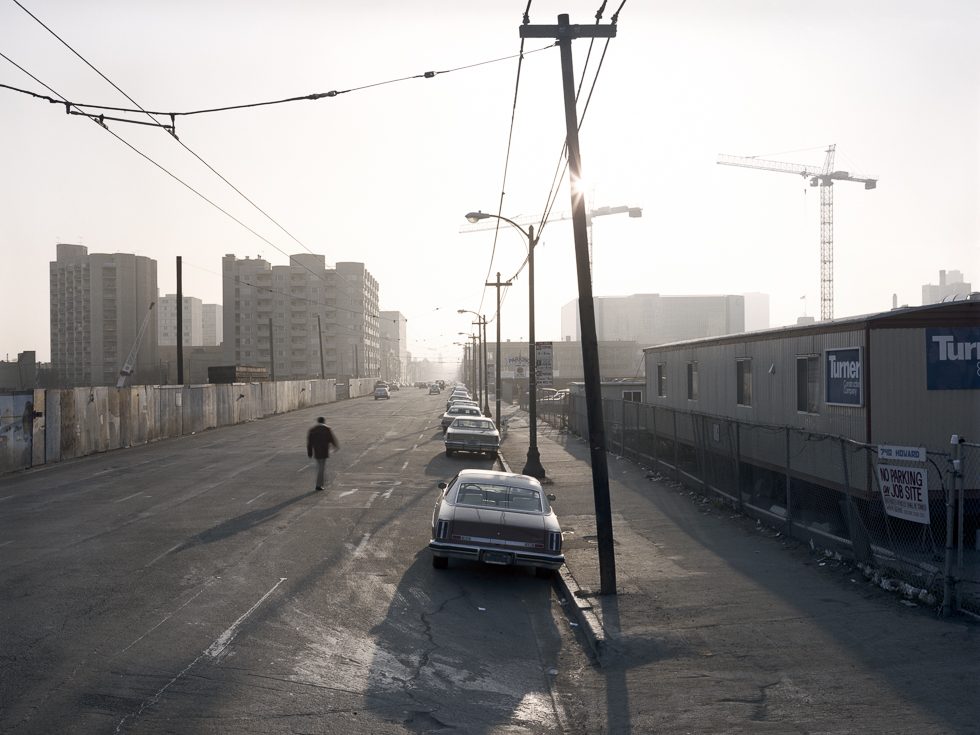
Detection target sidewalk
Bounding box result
[495,403,980,734]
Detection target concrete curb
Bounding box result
[498,447,606,661]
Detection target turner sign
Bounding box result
[927,328,980,390]
[825,347,862,406]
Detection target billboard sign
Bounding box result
[926,327,980,390]
[825,347,862,406]
[502,355,528,380]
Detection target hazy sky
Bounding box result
[2,0,977,364]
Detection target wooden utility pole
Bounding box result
[485,273,512,422]
[176,256,184,385]
[521,13,618,595]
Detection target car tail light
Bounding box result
[547,531,562,553]
[436,519,451,540]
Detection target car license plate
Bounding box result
[482,550,513,566]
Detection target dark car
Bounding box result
[429,469,563,577]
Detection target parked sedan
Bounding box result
[440,404,483,432]
[429,469,563,577]
[444,416,500,457]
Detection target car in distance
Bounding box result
[428,384,442,395]
[429,469,563,577]
[444,416,500,457]
[440,404,483,432]
[374,386,391,400]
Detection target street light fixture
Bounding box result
[463,211,546,480]
[458,309,491,417]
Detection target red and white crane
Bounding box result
[718,144,877,321]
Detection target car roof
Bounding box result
[453,468,541,489]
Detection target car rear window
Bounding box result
[453,482,541,512]
[452,419,493,430]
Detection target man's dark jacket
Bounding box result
[307,424,338,459]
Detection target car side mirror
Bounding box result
[547,494,556,501]
[438,482,447,490]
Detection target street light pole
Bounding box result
[462,211,545,479]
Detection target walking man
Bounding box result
[307,416,339,491]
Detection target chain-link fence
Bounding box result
[547,394,978,618]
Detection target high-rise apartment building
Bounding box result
[49,243,158,387]
[380,310,407,383]
[158,294,203,346]
[221,255,380,379]
[326,263,381,378]
[158,295,222,347]
[561,293,746,348]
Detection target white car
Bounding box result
[444,416,500,458]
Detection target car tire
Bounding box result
[432,555,448,569]
[534,567,553,580]
[446,448,454,457]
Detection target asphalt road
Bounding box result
[0,388,583,734]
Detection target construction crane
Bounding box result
[718,144,877,321]
[117,301,155,388]
[460,204,643,278]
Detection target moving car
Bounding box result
[374,386,390,400]
[444,416,500,457]
[429,469,563,577]
[441,405,483,432]
[428,384,442,395]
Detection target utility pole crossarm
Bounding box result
[520,23,616,39]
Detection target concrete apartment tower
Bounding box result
[202,304,223,346]
[379,310,408,383]
[49,243,158,387]
[221,255,380,380]
[158,294,203,346]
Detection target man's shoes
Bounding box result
[315,486,324,491]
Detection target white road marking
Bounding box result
[366,491,380,508]
[352,533,371,558]
[119,586,207,653]
[338,489,358,498]
[144,543,182,568]
[0,495,15,503]
[412,443,419,451]
[295,463,309,473]
[245,492,266,505]
[418,433,425,440]
[382,486,396,500]
[115,492,144,504]
[205,577,287,659]
[0,540,13,548]
[116,578,287,733]
[401,460,409,471]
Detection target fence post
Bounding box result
[651,404,658,466]
[839,438,872,564]
[732,421,743,512]
[672,409,679,482]
[942,447,957,617]
[785,427,793,536]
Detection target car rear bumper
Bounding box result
[429,541,563,569]
[444,440,499,453]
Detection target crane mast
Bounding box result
[117,301,155,388]
[718,144,877,321]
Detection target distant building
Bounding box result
[158,294,203,347]
[221,255,380,380]
[380,311,408,383]
[202,303,223,346]
[49,243,158,387]
[561,294,746,348]
[742,292,770,331]
[493,340,643,397]
[0,351,38,390]
[922,269,972,304]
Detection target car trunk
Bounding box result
[450,507,548,549]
